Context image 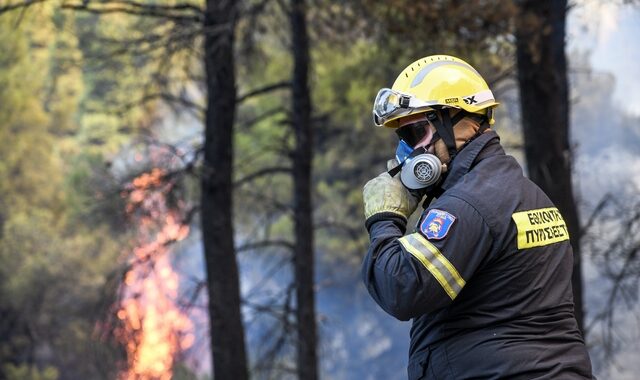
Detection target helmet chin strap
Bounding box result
[428,109,490,167]
[430,109,463,163]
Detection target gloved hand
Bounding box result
[363,159,421,226]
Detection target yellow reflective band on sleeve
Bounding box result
[398,233,466,300]
[511,207,570,249]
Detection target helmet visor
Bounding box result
[372,88,435,127]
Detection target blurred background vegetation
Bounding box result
[1,0,639,379]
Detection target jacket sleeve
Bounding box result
[361,196,493,321]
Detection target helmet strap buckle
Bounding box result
[399,95,411,108]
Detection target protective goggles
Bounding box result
[372,88,436,127]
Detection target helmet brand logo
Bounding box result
[463,96,477,105]
[445,97,459,104]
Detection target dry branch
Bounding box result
[61,1,203,22]
[237,81,292,104]
[0,0,46,14]
[234,166,292,187]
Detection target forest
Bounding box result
[1,0,640,379]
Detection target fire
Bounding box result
[115,168,194,379]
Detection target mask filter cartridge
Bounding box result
[400,153,442,190]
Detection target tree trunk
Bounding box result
[515,0,585,333]
[202,1,249,379]
[290,0,319,378]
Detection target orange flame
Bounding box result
[116,168,194,379]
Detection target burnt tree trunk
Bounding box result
[290,0,319,378]
[515,0,585,333]
[202,1,248,379]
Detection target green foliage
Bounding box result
[73,8,179,154]
[3,363,59,380]
[0,11,62,216]
[311,40,397,263]
[0,5,132,379]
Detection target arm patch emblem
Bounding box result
[420,209,456,240]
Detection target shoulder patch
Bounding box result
[420,209,456,240]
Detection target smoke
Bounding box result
[568,3,640,377]
[171,231,411,379]
[315,256,410,380]
[569,0,640,116]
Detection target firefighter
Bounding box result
[362,55,593,379]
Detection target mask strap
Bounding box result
[387,146,426,177]
[432,110,458,161]
[387,162,403,177]
[450,111,467,127]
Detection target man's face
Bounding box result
[397,113,436,152]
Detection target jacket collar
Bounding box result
[440,130,503,191]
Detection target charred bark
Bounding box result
[290,0,319,378]
[201,1,248,379]
[515,0,585,333]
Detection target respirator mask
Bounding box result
[393,139,442,190]
[388,116,444,193]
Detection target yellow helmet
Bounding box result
[373,55,499,128]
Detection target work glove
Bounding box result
[363,159,421,228]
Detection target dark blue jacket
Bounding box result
[362,131,593,379]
